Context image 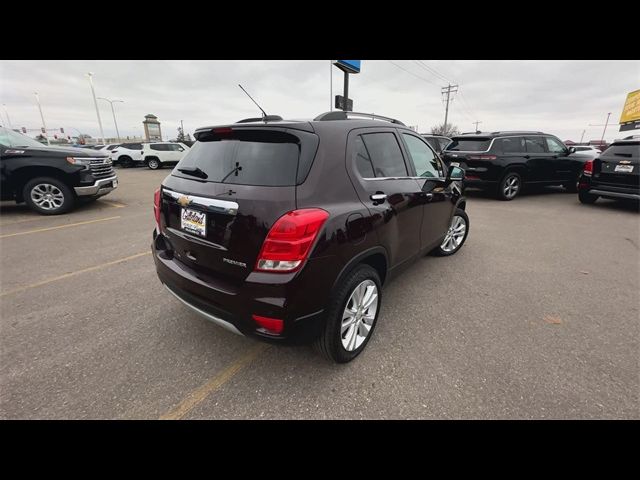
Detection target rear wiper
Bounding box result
[220,162,243,183]
[177,166,208,179]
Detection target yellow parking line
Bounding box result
[0,216,120,239]
[101,200,127,208]
[0,251,151,297]
[159,343,269,420]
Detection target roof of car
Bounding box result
[453,131,547,139]
[194,111,415,138]
[611,139,639,145]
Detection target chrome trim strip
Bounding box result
[163,188,239,215]
[589,189,640,200]
[74,175,118,196]
[164,284,244,336]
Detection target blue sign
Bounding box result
[334,60,361,74]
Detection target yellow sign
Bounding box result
[620,89,640,124]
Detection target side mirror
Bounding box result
[447,165,464,181]
[568,146,576,154]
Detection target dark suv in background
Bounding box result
[441,131,587,200]
[152,111,469,363]
[421,134,451,154]
[578,139,639,205]
[1,126,118,214]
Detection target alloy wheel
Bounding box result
[30,183,65,210]
[503,175,520,199]
[341,280,379,352]
[440,215,467,253]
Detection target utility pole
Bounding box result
[98,97,123,142]
[2,104,13,129]
[34,92,50,146]
[600,112,611,144]
[86,72,106,144]
[441,83,459,134]
[473,121,482,133]
[579,130,586,144]
[180,119,184,139]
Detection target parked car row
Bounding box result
[110,142,190,169]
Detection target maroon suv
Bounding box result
[152,111,469,362]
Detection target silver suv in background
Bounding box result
[110,142,190,169]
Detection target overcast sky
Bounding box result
[1,60,638,143]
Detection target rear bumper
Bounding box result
[579,176,640,201]
[588,189,640,201]
[152,231,328,344]
[74,175,118,197]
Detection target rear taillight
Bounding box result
[255,208,329,273]
[252,315,284,335]
[154,188,161,228]
[468,154,497,160]
[583,160,593,176]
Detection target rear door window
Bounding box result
[360,132,408,177]
[446,138,491,151]
[173,129,318,186]
[353,136,375,178]
[495,137,525,153]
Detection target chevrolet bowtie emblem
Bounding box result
[177,195,191,207]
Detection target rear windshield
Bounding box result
[173,129,318,186]
[446,138,491,151]
[602,143,640,158]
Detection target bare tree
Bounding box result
[431,123,460,137]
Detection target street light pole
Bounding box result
[34,92,50,146]
[2,104,13,129]
[98,97,123,142]
[86,72,106,144]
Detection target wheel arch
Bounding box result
[12,167,74,202]
[332,246,389,294]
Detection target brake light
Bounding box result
[255,208,329,272]
[154,188,161,228]
[252,315,284,334]
[468,155,497,160]
[212,127,233,135]
[583,160,593,176]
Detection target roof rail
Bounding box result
[314,111,406,126]
[490,130,544,134]
[236,115,283,123]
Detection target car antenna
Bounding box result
[238,84,267,120]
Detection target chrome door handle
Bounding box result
[370,193,387,202]
[422,192,433,199]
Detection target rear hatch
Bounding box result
[441,136,493,171]
[160,126,319,283]
[594,142,640,189]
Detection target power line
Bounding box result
[414,60,453,84]
[387,61,440,87]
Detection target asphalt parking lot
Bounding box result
[0,167,638,419]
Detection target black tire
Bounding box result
[22,177,75,215]
[578,190,598,204]
[119,156,132,168]
[314,265,382,363]
[497,171,522,200]
[430,208,469,257]
[147,158,160,170]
